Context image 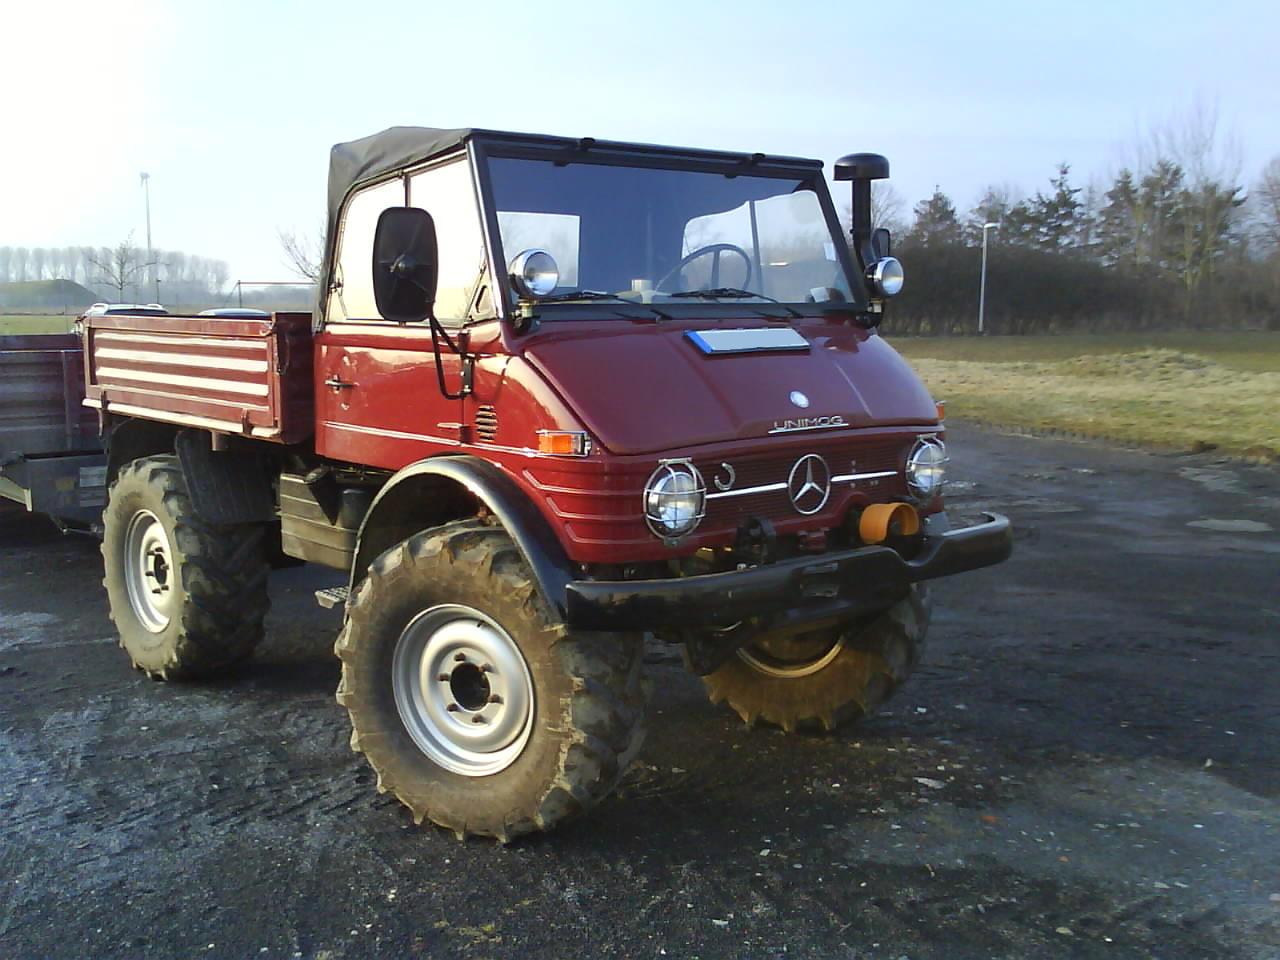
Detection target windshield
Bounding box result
[486,157,856,312]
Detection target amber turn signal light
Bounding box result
[935,400,946,421]
[859,502,921,544]
[537,430,591,456]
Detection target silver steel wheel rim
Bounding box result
[124,509,175,633]
[391,604,535,777]
[737,635,844,679]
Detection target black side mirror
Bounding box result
[372,207,438,323]
[872,227,892,259]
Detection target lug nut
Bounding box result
[437,674,451,682]
[453,652,468,662]
[470,715,487,724]
[446,703,460,712]
[488,694,503,705]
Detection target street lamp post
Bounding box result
[978,221,998,335]
[140,172,159,303]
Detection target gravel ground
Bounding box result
[1,424,1277,959]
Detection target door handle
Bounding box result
[324,375,356,390]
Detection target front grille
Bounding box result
[699,438,911,527]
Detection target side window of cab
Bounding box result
[328,157,489,324]
[329,178,405,322]
[407,159,488,322]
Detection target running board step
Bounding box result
[314,586,350,610]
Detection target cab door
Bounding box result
[315,155,490,471]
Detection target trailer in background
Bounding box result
[0,333,106,528]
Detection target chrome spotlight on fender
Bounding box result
[508,249,560,298]
[867,256,905,297]
[643,459,706,543]
[906,436,947,500]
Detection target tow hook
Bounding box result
[735,516,777,563]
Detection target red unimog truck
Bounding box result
[55,127,1012,840]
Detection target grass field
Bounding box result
[0,315,77,335]
[892,331,1280,374]
[893,331,1280,460]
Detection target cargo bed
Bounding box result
[0,333,106,525]
[81,312,314,444]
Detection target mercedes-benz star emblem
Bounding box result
[787,454,830,515]
[789,390,810,409]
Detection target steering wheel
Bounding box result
[656,242,753,292]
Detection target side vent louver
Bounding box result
[475,405,499,442]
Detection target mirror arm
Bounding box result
[427,313,472,400]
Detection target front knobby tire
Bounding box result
[702,585,931,733]
[335,518,647,842]
[101,456,270,680]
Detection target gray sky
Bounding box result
[4,0,1278,284]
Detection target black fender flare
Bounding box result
[348,455,575,621]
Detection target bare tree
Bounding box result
[1253,155,1280,253]
[87,234,159,301]
[1167,103,1244,305]
[965,183,1020,243]
[871,182,907,235]
[62,246,79,283]
[838,184,908,241]
[278,223,326,282]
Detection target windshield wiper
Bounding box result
[669,288,801,319]
[532,290,673,321]
[669,287,780,302]
[536,290,632,303]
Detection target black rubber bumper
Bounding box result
[564,513,1012,631]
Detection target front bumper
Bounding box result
[564,512,1012,631]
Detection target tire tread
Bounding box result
[103,456,269,680]
[335,518,646,841]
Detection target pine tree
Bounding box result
[905,187,962,248]
[1036,164,1083,253]
[964,186,1016,245]
[1097,169,1140,268]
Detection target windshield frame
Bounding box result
[471,138,867,324]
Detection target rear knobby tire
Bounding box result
[702,585,931,733]
[335,518,646,842]
[101,455,269,680]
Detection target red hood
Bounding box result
[521,319,938,455]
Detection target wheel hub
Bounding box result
[124,510,175,633]
[736,625,845,679]
[392,604,534,777]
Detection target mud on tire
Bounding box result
[335,518,647,842]
[702,585,931,733]
[102,455,270,680]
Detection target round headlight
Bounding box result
[906,437,947,500]
[509,249,559,298]
[868,256,905,297]
[644,460,706,541]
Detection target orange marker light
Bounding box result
[935,400,946,421]
[537,431,590,456]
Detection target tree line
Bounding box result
[879,108,1280,334]
[0,238,230,307]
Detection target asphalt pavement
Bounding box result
[1,424,1277,959]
